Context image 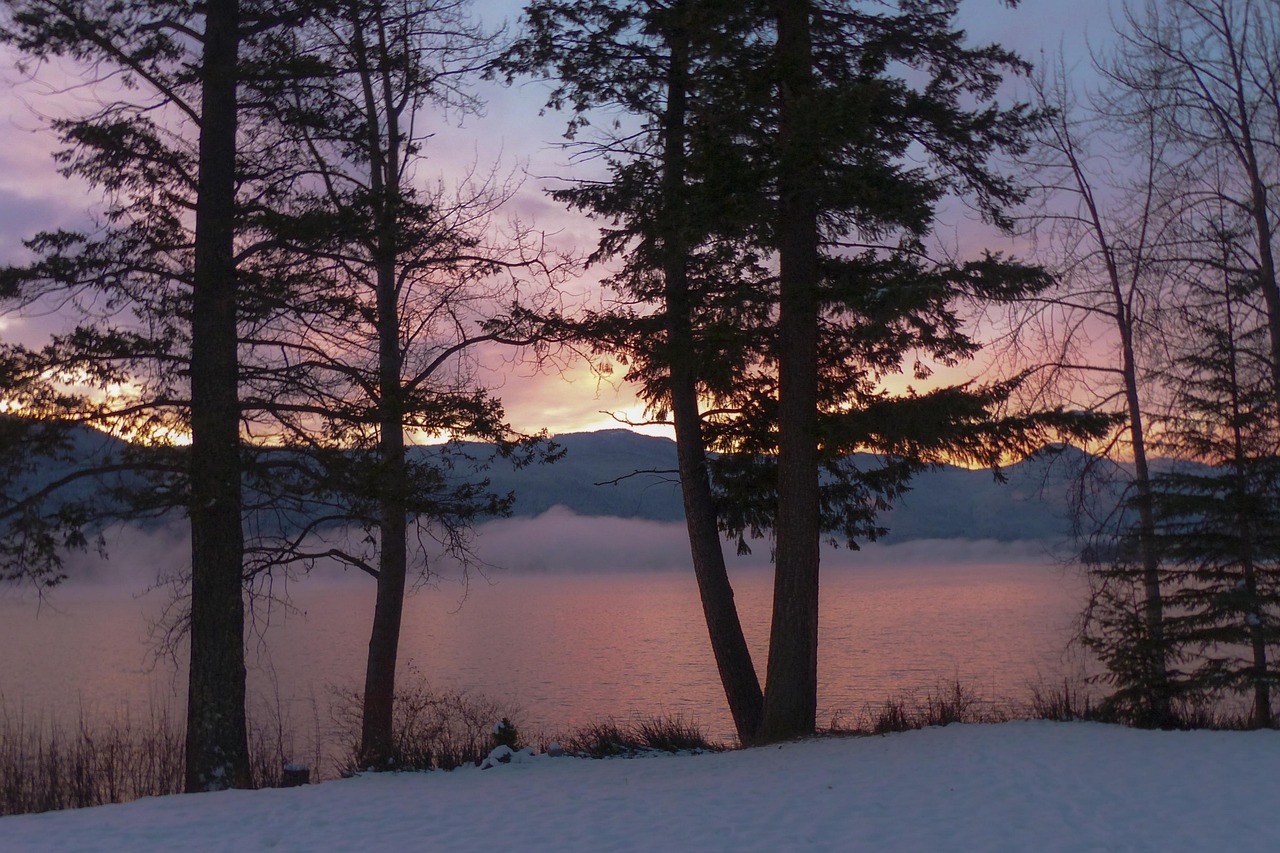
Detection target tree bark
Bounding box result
[759,0,822,743]
[357,9,411,766]
[358,246,408,767]
[660,9,764,744]
[1103,219,1169,723]
[1121,362,1170,724]
[185,0,251,792]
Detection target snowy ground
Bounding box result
[5,721,1278,852]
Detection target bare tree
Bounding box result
[1109,0,1280,404]
[1013,60,1177,723]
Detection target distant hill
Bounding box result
[434,430,687,522]
[448,429,1085,543]
[1,417,140,511]
[11,422,1098,544]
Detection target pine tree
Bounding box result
[730,0,1083,741]
[0,0,332,791]
[241,0,565,767]
[500,0,768,742]
[506,0,1105,743]
[1146,219,1280,727]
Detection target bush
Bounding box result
[333,681,519,773]
[557,716,719,758]
[830,680,1011,736]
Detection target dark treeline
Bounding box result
[0,0,1275,798]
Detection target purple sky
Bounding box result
[0,0,1115,438]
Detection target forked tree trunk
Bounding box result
[185,0,252,792]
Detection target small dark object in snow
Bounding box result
[281,764,310,787]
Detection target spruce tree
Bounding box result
[1146,220,1280,727]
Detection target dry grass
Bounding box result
[0,699,320,816]
[824,680,1012,737]
[0,705,184,816]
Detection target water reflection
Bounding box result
[0,559,1087,746]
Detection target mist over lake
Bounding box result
[0,511,1086,749]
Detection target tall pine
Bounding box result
[507,0,1102,743]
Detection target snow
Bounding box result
[5,722,1278,852]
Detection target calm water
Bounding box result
[0,552,1088,747]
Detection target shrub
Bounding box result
[333,681,519,773]
[557,716,719,758]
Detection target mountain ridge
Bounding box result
[443,429,1085,543]
[7,421,1099,543]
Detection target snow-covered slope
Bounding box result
[6,722,1278,852]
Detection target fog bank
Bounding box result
[466,506,1060,574]
[22,506,1066,598]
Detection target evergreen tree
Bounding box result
[500,0,769,742]
[506,0,1105,742]
[242,0,565,767]
[1146,218,1280,726]
[725,0,1090,741]
[0,0,331,791]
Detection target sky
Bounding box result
[0,0,1120,439]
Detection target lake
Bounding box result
[0,528,1089,758]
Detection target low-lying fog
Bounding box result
[39,505,1062,595]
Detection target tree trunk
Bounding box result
[359,251,408,767]
[1123,380,1170,725]
[1115,291,1169,724]
[660,9,764,744]
[185,0,251,793]
[357,14,410,765]
[759,0,822,743]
